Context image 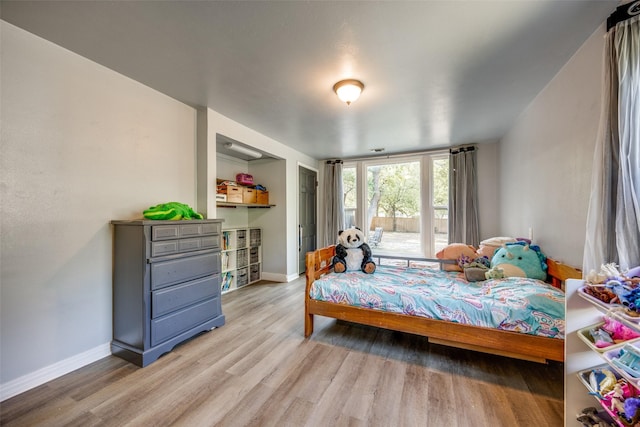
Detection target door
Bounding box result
[298,166,317,273]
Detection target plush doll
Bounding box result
[476,236,517,259]
[436,243,477,272]
[143,202,203,220]
[485,266,505,280]
[459,256,490,281]
[623,398,640,426]
[332,227,376,274]
[490,242,547,280]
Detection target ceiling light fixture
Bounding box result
[333,79,364,106]
[224,143,262,159]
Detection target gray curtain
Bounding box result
[448,146,480,247]
[584,15,640,273]
[322,160,345,246]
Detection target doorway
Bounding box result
[298,166,317,273]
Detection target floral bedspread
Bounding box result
[309,265,565,339]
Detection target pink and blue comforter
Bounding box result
[309,265,565,339]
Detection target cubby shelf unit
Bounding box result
[221,228,262,293]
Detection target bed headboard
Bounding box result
[305,245,582,290]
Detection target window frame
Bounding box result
[343,150,447,257]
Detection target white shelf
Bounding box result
[217,202,275,208]
[577,284,640,426]
[221,228,262,293]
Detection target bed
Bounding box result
[304,245,582,363]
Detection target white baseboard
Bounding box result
[1,342,111,402]
[285,273,301,282]
[260,272,301,283]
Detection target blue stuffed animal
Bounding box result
[490,242,547,280]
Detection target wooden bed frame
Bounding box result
[304,245,582,363]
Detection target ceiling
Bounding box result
[1,1,618,160]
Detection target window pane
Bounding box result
[432,157,449,255]
[366,161,421,256]
[343,166,356,229]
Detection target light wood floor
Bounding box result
[0,276,564,426]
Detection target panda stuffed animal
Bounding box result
[332,227,376,274]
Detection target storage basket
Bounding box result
[237,268,249,287]
[236,173,254,186]
[243,188,257,204]
[217,185,242,203]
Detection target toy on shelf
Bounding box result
[582,263,640,317]
[576,406,614,427]
[611,344,640,379]
[580,366,639,426]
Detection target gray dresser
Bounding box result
[110,219,225,367]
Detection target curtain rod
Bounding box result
[449,145,476,154]
[607,1,640,31]
[328,146,450,163]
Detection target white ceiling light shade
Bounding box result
[333,79,364,106]
[224,143,262,159]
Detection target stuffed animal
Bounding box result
[485,266,505,280]
[143,202,203,220]
[436,243,477,272]
[332,227,376,274]
[490,242,547,280]
[586,264,640,312]
[476,236,517,259]
[623,398,640,425]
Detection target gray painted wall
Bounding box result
[1,21,317,398]
[498,24,603,267]
[497,24,606,420]
[1,21,198,386]
[476,141,500,240]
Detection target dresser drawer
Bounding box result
[151,252,220,290]
[152,222,222,241]
[151,235,221,257]
[151,297,220,346]
[152,275,219,318]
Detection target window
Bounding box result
[343,152,448,258]
[432,156,449,256]
[343,166,357,229]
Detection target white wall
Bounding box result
[476,141,500,240]
[0,22,199,398]
[246,159,288,279]
[497,24,607,420]
[499,26,604,268]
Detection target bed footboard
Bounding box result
[305,245,335,337]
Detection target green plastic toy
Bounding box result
[143,202,203,220]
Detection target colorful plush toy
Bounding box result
[587,264,640,312]
[490,241,547,280]
[436,243,478,272]
[485,266,505,280]
[623,398,640,425]
[332,227,376,274]
[143,202,203,220]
